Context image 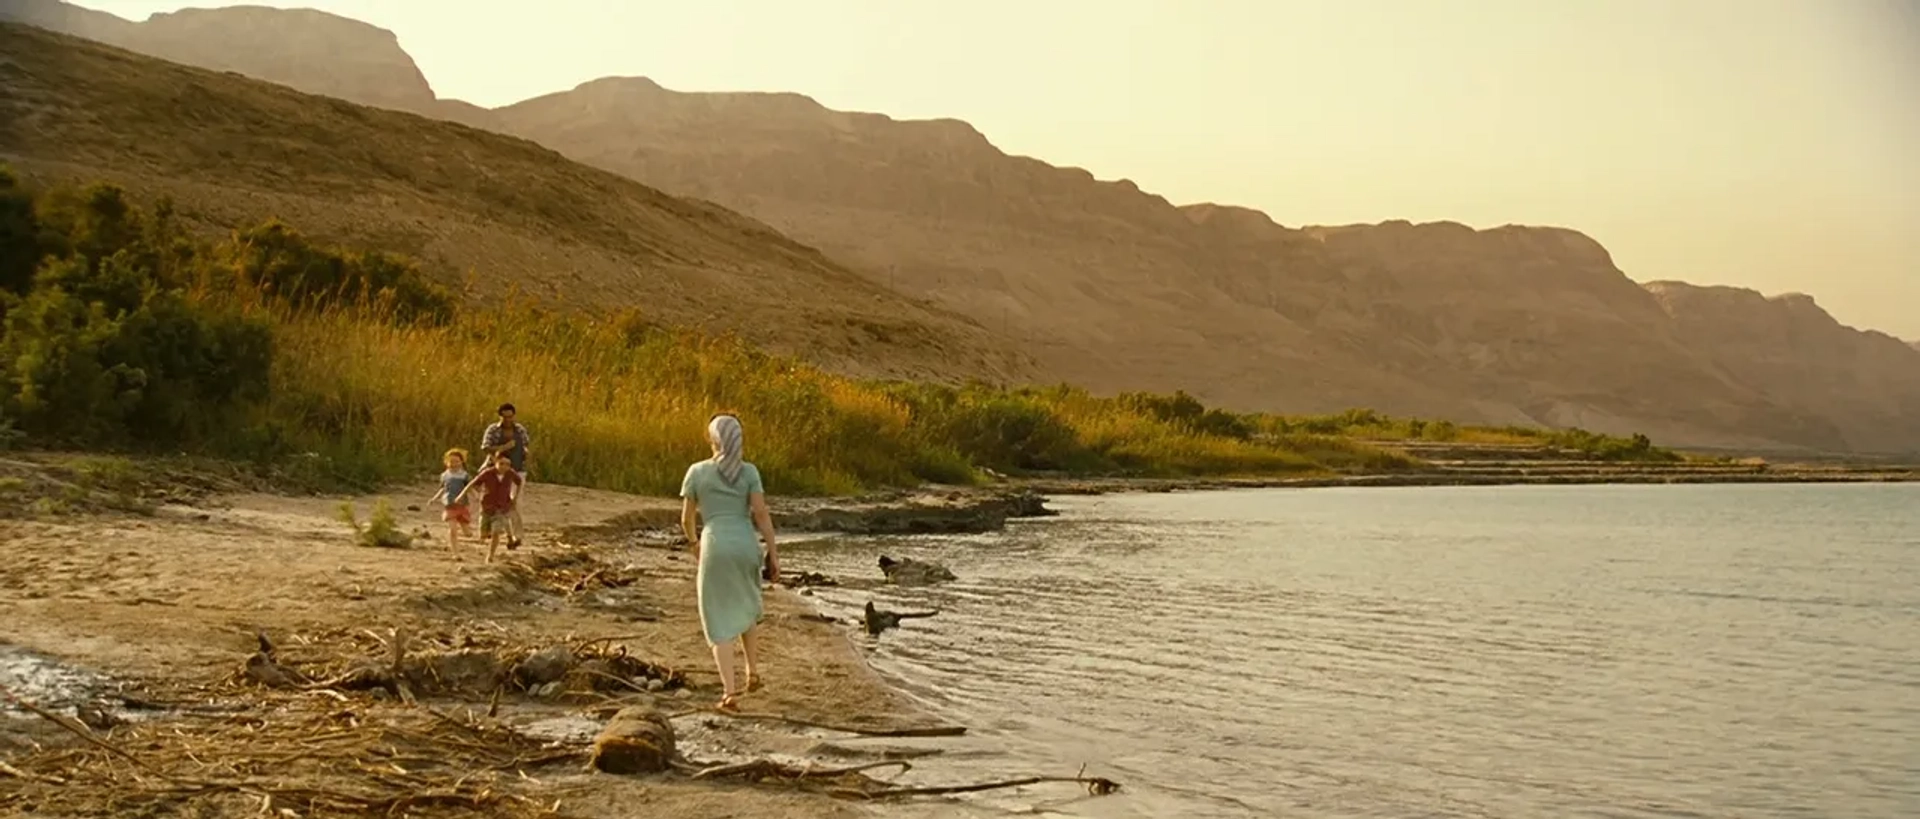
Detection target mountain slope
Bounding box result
[12,2,1919,453]
[0,0,438,114]
[1644,282,1920,453]
[0,22,1028,381]
[490,77,1909,451]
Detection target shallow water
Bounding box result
[790,483,1920,818]
[0,646,123,719]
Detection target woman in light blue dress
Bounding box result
[679,413,780,709]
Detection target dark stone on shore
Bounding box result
[590,706,676,774]
[773,488,1055,535]
[513,645,574,687]
[878,555,956,585]
[1004,488,1059,518]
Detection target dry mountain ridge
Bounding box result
[12,1,1920,453]
[1642,282,1920,453]
[492,77,1920,452]
[0,22,1031,382]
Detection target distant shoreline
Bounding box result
[1013,467,1920,497]
[6,450,1912,543]
[571,466,1920,544]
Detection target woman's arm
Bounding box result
[680,497,700,560]
[750,491,778,579]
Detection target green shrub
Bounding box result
[0,167,41,296]
[0,259,272,447]
[214,220,455,324]
[338,498,412,548]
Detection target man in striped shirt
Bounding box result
[481,402,532,549]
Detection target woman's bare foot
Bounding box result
[716,692,741,711]
[743,672,762,693]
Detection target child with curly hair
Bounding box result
[427,448,474,552]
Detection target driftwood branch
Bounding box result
[665,708,966,738]
[0,683,279,800]
[686,757,912,781]
[0,758,67,784]
[0,684,154,771]
[863,601,941,635]
[850,773,1123,799]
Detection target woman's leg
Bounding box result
[710,640,741,707]
[739,628,761,690]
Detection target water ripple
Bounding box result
[794,484,1920,818]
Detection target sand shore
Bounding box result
[0,480,965,818]
[5,447,1910,815]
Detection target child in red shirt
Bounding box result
[453,453,523,563]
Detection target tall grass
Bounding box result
[1250,408,1681,462]
[261,303,1421,495]
[266,305,916,495]
[10,171,1682,495]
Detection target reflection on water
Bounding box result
[788,483,1920,818]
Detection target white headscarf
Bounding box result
[707,414,745,486]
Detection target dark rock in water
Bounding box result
[1003,488,1058,518]
[75,701,120,731]
[590,705,677,774]
[863,601,939,636]
[877,555,956,585]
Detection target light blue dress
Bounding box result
[680,460,765,644]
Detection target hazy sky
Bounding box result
[80,0,1920,339]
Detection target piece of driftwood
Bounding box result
[864,601,940,636]
[685,758,911,781]
[588,706,677,774]
[665,707,966,738]
[847,772,1123,799]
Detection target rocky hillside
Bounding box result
[0,0,438,114]
[1643,282,1920,453]
[0,23,1029,382]
[489,78,1919,452]
[11,1,1920,453]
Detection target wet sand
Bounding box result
[0,481,948,818]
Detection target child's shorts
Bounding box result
[480,510,507,537]
[443,504,471,525]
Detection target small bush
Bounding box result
[0,167,43,296]
[214,220,454,324]
[338,498,412,548]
